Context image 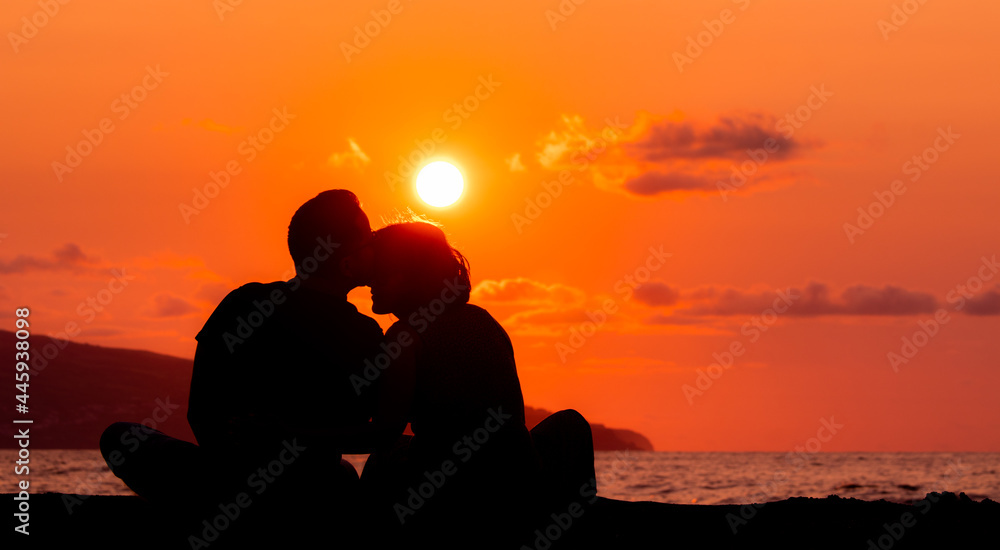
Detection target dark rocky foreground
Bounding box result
[7,491,998,549]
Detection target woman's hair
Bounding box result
[372,221,471,306]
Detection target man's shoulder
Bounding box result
[232,280,287,297]
[218,280,293,306]
[195,281,285,341]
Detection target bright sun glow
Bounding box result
[416,161,464,207]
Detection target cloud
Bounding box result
[964,288,1000,315]
[533,111,816,199]
[0,243,98,274]
[194,281,232,305]
[832,284,939,316]
[146,293,201,318]
[640,281,940,317]
[328,138,371,168]
[676,286,798,316]
[535,113,631,170]
[480,276,997,339]
[625,114,797,162]
[634,282,680,306]
[623,172,717,195]
[472,278,593,336]
[644,313,705,326]
[505,153,526,172]
[472,278,584,307]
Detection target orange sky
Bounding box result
[2,0,998,451]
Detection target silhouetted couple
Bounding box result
[100,190,596,548]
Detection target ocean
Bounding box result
[3,450,997,505]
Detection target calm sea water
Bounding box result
[3,450,997,505]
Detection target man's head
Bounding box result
[287,190,371,286]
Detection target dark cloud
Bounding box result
[0,243,96,274]
[964,289,1000,315]
[644,314,705,326]
[623,172,716,196]
[626,115,798,162]
[835,284,939,315]
[679,287,794,316]
[195,282,232,305]
[147,293,200,318]
[634,282,681,306]
[534,112,816,200]
[53,243,89,264]
[646,281,940,317]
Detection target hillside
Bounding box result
[2,330,196,448]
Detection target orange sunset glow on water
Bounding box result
[2,0,998,454]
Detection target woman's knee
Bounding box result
[100,422,135,458]
[553,409,590,432]
[530,409,593,446]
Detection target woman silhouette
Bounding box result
[360,221,540,545]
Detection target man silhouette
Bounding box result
[100,190,383,536]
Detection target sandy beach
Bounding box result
[8,490,999,549]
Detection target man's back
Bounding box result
[188,280,384,463]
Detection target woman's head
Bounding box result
[369,222,470,316]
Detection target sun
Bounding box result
[416,161,464,207]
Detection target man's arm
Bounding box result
[187,288,250,450]
[187,339,235,449]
